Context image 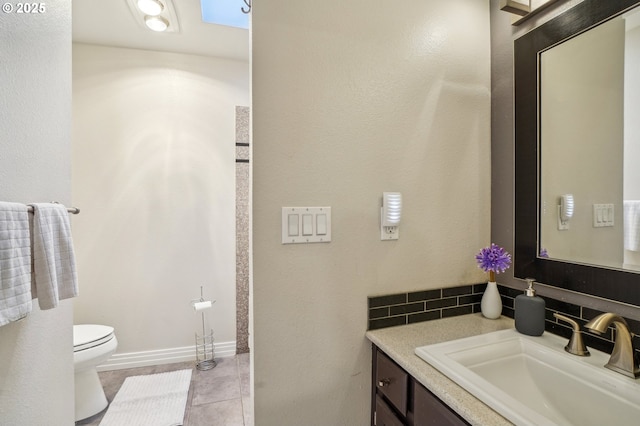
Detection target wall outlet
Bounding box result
[381,225,399,240]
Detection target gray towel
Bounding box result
[0,202,32,326]
[29,203,78,310]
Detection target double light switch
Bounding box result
[282,207,331,244]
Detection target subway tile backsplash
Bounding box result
[368,284,640,359]
[368,284,485,330]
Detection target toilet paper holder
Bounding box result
[191,286,217,371]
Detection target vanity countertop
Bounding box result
[365,313,515,426]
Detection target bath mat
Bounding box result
[99,369,192,426]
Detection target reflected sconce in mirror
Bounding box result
[558,194,574,230]
[381,192,402,241]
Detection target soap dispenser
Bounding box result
[515,278,545,336]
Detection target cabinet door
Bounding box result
[375,350,408,416]
[375,395,405,426]
[412,381,469,426]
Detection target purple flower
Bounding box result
[475,243,511,275]
[540,248,549,258]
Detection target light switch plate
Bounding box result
[282,207,332,244]
[593,203,614,228]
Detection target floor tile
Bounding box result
[192,373,242,406]
[185,399,245,426]
[237,353,250,369]
[241,396,253,425]
[239,372,250,397]
[193,356,238,379]
[75,355,250,426]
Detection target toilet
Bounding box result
[73,324,118,421]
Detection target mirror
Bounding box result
[514,0,640,306]
[539,6,640,271]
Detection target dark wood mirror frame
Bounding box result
[514,0,640,306]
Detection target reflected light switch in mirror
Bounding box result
[593,204,614,228]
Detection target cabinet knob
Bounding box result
[378,378,391,387]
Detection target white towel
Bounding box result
[624,200,640,252]
[0,202,32,326]
[29,203,78,310]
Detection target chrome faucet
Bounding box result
[584,313,640,379]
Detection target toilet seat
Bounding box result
[74,324,115,352]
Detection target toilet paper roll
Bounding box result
[193,300,213,312]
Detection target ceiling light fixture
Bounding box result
[137,0,164,16]
[126,0,179,33]
[145,15,169,32]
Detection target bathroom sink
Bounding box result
[415,329,640,426]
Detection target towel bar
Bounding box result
[26,205,80,215]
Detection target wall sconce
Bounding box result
[381,192,402,241]
[500,0,530,16]
[501,0,560,25]
[126,0,180,33]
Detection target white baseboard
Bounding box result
[97,340,237,372]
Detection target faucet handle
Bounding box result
[554,313,590,356]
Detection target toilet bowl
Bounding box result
[73,324,118,422]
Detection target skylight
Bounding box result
[201,0,249,30]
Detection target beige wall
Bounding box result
[0,1,75,423]
[72,44,249,359]
[252,0,491,424]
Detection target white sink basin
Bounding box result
[415,329,640,426]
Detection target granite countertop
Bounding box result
[365,313,515,426]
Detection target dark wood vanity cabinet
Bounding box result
[372,346,470,426]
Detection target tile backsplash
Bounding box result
[368,284,640,358]
[368,284,485,330]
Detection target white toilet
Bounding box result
[73,324,118,422]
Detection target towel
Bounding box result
[29,203,78,310]
[624,200,640,252]
[0,202,32,326]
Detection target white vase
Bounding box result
[481,281,502,319]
